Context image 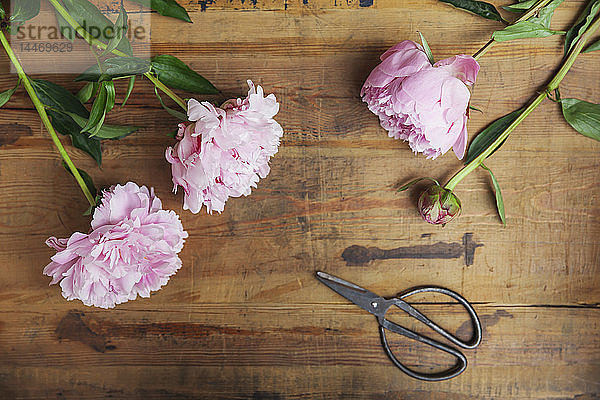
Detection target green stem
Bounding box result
[145,73,188,111]
[47,0,187,112]
[445,92,545,190]
[547,19,600,91]
[0,30,96,206]
[473,0,554,61]
[446,15,600,191]
[473,39,495,61]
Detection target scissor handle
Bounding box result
[396,286,482,349]
[377,287,482,381]
[379,321,467,381]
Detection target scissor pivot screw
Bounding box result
[371,301,378,308]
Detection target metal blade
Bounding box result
[316,271,386,317]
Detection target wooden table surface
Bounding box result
[1,0,599,398]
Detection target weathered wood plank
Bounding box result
[0,305,598,398]
[0,234,598,306]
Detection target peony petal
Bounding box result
[400,68,449,107]
[452,117,469,160]
[175,125,200,161]
[362,50,431,90]
[377,48,431,78]
[45,237,68,251]
[434,55,480,86]
[440,78,470,123]
[379,40,423,61]
[188,99,220,131]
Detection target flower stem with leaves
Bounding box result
[446,15,600,191]
[430,13,600,226]
[472,0,556,60]
[47,0,188,111]
[402,0,600,225]
[0,29,96,206]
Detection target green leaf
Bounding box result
[71,130,102,165]
[83,194,102,216]
[61,0,133,55]
[104,80,116,113]
[494,0,564,41]
[31,79,89,118]
[64,111,139,140]
[101,6,128,56]
[167,128,178,138]
[121,76,136,106]
[0,80,20,108]
[481,163,506,226]
[154,87,187,120]
[92,122,138,140]
[61,161,97,198]
[31,79,128,163]
[561,98,600,141]
[492,20,560,41]
[82,82,108,134]
[537,0,563,27]
[503,0,537,12]
[583,38,600,53]
[75,57,151,82]
[76,82,96,103]
[439,0,507,23]
[564,0,600,55]
[32,79,104,164]
[464,108,524,164]
[10,0,41,25]
[128,0,192,23]
[54,2,75,41]
[417,32,435,65]
[47,108,83,135]
[397,177,440,192]
[151,55,219,94]
[47,110,102,166]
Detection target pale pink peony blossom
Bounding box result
[166,80,283,214]
[43,182,188,309]
[361,40,480,159]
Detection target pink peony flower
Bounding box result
[361,40,480,159]
[43,182,188,309]
[165,80,283,214]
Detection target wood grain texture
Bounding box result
[1,0,599,398]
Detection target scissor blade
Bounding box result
[316,271,385,317]
[316,271,367,291]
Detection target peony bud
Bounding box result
[418,185,461,225]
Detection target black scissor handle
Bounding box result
[379,320,467,381]
[396,286,482,349]
[377,286,482,381]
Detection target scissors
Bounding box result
[316,271,482,381]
